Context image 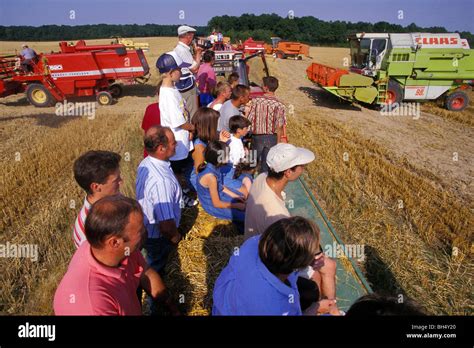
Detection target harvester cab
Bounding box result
[270,37,282,49]
[348,33,389,77]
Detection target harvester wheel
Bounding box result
[276,51,285,59]
[297,55,303,60]
[386,80,403,105]
[445,91,469,111]
[26,83,55,107]
[97,91,114,106]
[109,84,123,98]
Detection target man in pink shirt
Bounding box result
[197,50,216,106]
[54,195,180,315]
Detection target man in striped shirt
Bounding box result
[136,126,183,315]
[72,151,122,248]
[247,76,287,172]
[136,126,183,271]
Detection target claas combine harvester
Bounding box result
[306,33,474,111]
[0,40,150,107]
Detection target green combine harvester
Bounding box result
[307,32,474,111]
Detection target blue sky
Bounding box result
[0,0,473,32]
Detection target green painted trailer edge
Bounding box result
[299,177,374,293]
[285,177,373,310]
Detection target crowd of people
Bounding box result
[53,25,425,316]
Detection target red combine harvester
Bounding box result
[0,40,150,106]
[238,38,266,55]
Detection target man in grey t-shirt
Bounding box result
[217,85,250,132]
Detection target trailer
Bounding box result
[0,40,150,107]
[307,33,474,111]
[265,37,310,60]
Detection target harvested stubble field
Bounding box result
[0,38,472,315]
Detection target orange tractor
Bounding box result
[265,37,310,60]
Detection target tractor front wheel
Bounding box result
[97,91,114,106]
[386,80,403,105]
[445,91,469,111]
[26,83,55,107]
[276,51,285,59]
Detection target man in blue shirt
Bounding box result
[213,216,337,315]
[20,44,37,73]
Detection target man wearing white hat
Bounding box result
[244,143,315,241]
[173,25,202,120]
[244,143,339,313]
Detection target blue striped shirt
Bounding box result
[136,156,182,239]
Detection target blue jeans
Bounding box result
[144,236,174,315]
[251,134,277,173]
[144,237,173,275]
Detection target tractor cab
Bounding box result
[348,33,389,77]
[270,37,282,49]
[234,50,269,98]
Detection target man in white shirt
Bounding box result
[174,25,202,120]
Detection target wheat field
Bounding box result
[0,37,472,315]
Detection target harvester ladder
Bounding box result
[377,79,388,104]
[43,75,65,101]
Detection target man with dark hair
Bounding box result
[197,50,216,106]
[136,126,183,275]
[217,84,251,132]
[72,150,122,248]
[247,76,287,172]
[346,293,426,316]
[54,195,179,315]
[213,216,337,315]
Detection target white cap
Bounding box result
[22,43,28,47]
[266,143,315,172]
[178,25,197,36]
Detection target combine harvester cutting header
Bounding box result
[307,33,474,111]
[0,40,150,107]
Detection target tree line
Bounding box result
[0,24,207,42]
[0,14,472,47]
[208,13,474,47]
